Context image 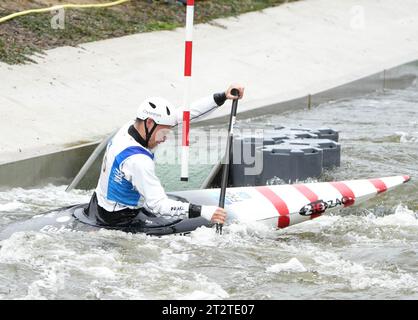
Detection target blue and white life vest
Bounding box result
[95,123,154,211]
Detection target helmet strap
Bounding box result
[144,119,158,148]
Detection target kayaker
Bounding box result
[86,84,245,228]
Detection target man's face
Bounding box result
[148,124,172,149]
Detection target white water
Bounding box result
[0,88,417,299]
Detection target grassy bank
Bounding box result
[0,0,296,64]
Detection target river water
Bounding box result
[0,87,417,300]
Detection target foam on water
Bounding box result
[267,258,308,273]
[371,205,418,227]
[396,131,418,143]
[0,202,27,213]
[310,242,417,293]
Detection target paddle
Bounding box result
[217,88,240,234]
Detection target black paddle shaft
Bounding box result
[217,88,240,234]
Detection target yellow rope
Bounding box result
[0,0,131,24]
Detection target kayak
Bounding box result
[0,175,410,240]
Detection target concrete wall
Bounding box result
[0,142,99,190]
[1,59,417,190]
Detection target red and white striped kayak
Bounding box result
[0,175,411,240]
[171,175,411,229]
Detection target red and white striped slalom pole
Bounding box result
[180,0,195,182]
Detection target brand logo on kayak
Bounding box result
[40,224,72,234]
[299,196,355,216]
[210,191,252,205]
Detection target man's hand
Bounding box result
[211,207,227,225]
[226,84,245,100]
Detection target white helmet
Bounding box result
[137,97,177,127]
